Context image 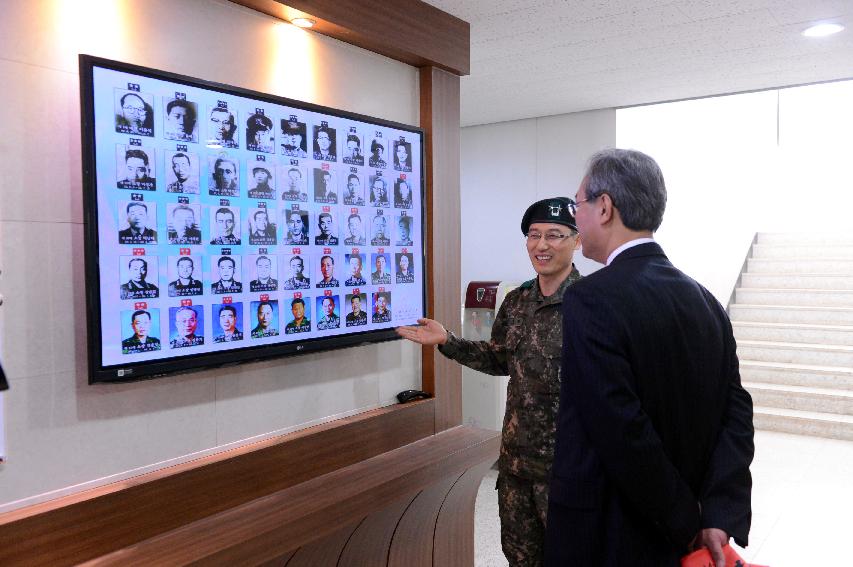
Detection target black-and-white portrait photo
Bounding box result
[116,145,156,191]
[344,212,366,246]
[282,254,310,290]
[280,165,307,201]
[118,201,157,245]
[166,203,202,245]
[211,254,243,294]
[115,89,154,137]
[165,151,200,194]
[342,130,364,166]
[208,105,238,149]
[315,210,338,246]
[395,252,415,284]
[370,212,390,246]
[210,206,241,245]
[247,162,275,199]
[208,154,239,197]
[283,208,309,245]
[396,214,414,246]
[281,118,308,158]
[343,172,365,206]
[248,207,277,246]
[246,111,275,153]
[167,255,203,297]
[394,176,413,209]
[248,254,278,292]
[369,137,386,169]
[393,140,412,172]
[119,255,159,300]
[313,124,336,161]
[369,174,390,208]
[313,168,338,204]
[163,98,198,142]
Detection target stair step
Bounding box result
[744,381,853,415]
[748,258,853,274]
[729,304,853,325]
[737,340,853,367]
[741,360,853,390]
[757,233,853,246]
[735,288,853,308]
[733,321,853,346]
[753,406,853,441]
[741,273,853,290]
[751,244,853,259]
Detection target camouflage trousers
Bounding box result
[497,472,550,567]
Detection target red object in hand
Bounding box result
[681,544,769,567]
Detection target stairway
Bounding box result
[730,233,853,441]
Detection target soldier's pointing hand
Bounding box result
[396,318,448,345]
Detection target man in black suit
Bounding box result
[545,149,754,567]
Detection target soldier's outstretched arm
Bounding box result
[396,318,448,345]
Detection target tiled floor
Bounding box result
[474,430,853,566]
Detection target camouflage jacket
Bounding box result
[439,268,581,480]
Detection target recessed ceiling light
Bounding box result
[802,23,845,37]
[291,17,316,28]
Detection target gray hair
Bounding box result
[584,149,667,232]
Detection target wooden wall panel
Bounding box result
[0,401,434,567]
[420,66,463,432]
[433,460,496,566]
[73,427,499,566]
[337,494,415,567]
[285,522,360,567]
[228,0,470,75]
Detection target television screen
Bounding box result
[80,55,426,383]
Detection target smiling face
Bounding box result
[526,222,578,278]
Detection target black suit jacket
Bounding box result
[545,242,753,566]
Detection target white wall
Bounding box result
[0,0,421,509]
[617,81,853,304]
[460,110,616,287]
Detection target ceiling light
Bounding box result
[802,23,845,37]
[291,17,315,28]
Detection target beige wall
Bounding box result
[0,0,421,509]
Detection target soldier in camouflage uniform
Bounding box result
[398,197,582,567]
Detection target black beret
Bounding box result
[520,197,577,234]
[283,120,301,133]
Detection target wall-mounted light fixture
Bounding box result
[291,17,316,28]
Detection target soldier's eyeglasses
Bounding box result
[526,232,575,244]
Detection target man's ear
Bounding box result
[599,193,615,224]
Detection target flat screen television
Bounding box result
[79,55,426,384]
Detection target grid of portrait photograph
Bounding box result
[92,65,424,367]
